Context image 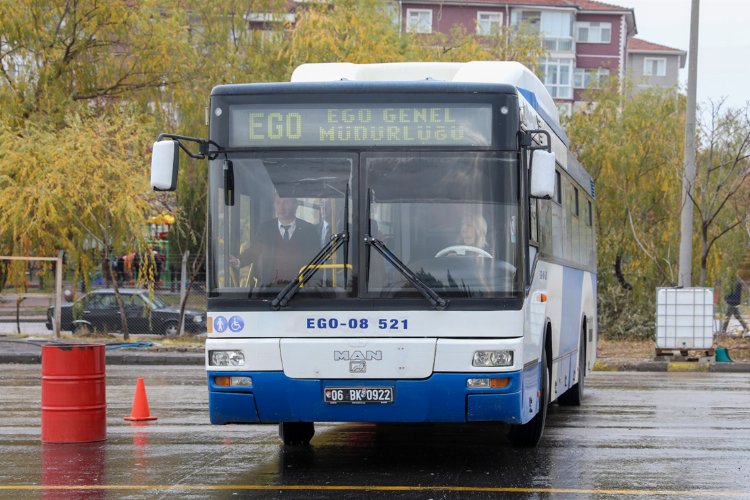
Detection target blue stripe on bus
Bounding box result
[517,87,570,146]
[207,368,539,425]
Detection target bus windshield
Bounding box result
[365,152,520,299]
[210,151,521,301]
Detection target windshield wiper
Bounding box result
[365,236,448,310]
[364,189,447,310]
[271,184,350,310]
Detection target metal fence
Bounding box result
[0,270,207,336]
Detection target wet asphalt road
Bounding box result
[1,365,749,499]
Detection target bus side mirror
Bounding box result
[151,140,179,191]
[530,150,555,199]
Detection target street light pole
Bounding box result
[678,0,700,287]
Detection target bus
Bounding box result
[151,61,597,447]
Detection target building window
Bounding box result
[555,171,562,204]
[643,57,667,76]
[517,10,541,32]
[514,10,573,51]
[477,11,503,36]
[406,9,432,34]
[543,37,574,52]
[541,58,573,99]
[576,22,611,43]
[573,67,610,89]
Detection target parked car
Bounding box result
[46,288,206,336]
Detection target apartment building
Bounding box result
[399,0,681,114]
[626,38,686,93]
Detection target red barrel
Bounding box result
[41,344,106,443]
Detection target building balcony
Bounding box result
[542,36,575,54]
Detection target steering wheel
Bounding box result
[435,245,493,258]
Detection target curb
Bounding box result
[593,360,750,372]
[0,352,204,366]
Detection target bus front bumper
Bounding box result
[207,366,540,426]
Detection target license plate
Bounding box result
[324,387,394,404]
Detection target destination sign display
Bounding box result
[228,103,493,147]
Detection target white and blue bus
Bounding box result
[151,61,597,447]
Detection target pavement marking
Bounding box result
[0,485,746,496]
[668,361,710,372]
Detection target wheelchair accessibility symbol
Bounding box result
[228,316,244,333]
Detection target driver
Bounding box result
[457,213,488,251]
[231,194,320,286]
[442,214,490,257]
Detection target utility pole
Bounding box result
[678,0,700,287]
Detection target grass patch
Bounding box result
[156,336,205,347]
[597,335,750,361]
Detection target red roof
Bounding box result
[571,0,631,11]
[404,0,632,11]
[627,38,685,54]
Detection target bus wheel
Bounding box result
[508,348,549,447]
[558,328,586,406]
[279,422,315,446]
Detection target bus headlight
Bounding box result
[209,350,245,366]
[472,350,513,367]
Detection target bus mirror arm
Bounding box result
[519,130,552,153]
[151,133,224,192]
[156,133,222,160]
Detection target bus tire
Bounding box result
[558,327,586,406]
[279,422,315,446]
[508,347,549,447]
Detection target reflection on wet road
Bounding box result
[1,365,749,498]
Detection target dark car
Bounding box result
[46,288,206,336]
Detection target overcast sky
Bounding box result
[617,0,750,109]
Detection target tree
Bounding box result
[0,0,189,125]
[0,108,154,340]
[692,100,750,286]
[1,0,193,336]
[565,84,686,338]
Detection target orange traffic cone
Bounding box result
[124,378,158,422]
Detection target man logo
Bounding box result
[334,350,383,361]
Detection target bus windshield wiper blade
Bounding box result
[365,236,448,310]
[270,231,348,309]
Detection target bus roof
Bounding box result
[291,61,559,128]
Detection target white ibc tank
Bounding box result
[656,288,714,349]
